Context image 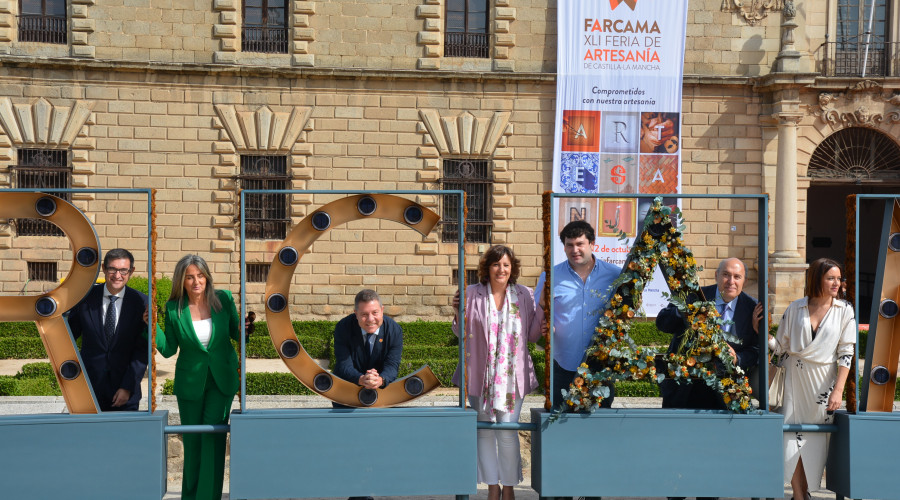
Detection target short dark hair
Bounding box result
[354,289,382,309]
[805,258,842,298]
[559,220,595,244]
[477,245,520,285]
[103,248,134,269]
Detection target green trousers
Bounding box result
[176,373,234,500]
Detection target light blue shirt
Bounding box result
[536,256,622,371]
[714,290,736,334]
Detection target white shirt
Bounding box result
[360,326,381,351]
[193,318,212,348]
[102,287,125,328]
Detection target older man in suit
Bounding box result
[656,257,765,410]
[66,248,149,411]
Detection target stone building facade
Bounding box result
[0,0,896,322]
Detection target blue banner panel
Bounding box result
[230,407,477,499]
[827,411,900,500]
[0,411,167,499]
[531,408,784,497]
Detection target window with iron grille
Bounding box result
[440,158,492,243]
[18,0,67,44]
[451,268,480,286]
[239,155,290,240]
[13,149,70,237]
[445,0,490,58]
[242,0,289,54]
[27,261,57,282]
[246,263,271,283]
[832,0,890,76]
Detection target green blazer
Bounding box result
[157,289,241,401]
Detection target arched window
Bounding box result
[807,127,900,182]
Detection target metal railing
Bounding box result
[817,35,900,77]
[241,25,289,54]
[444,32,490,58]
[17,15,66,44]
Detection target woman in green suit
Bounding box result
[157,254,240,500]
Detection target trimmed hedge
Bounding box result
[0,337,47,358]
[20,362,54,378]
[235,334,332,360]
[0,362,61,396]
[399,321,458,346]
[401,345,459,361]
[128,276,173,322]
[629,322,672,346]
[0,322,38,338]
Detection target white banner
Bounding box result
[552,0,689,316]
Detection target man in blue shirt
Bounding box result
[537,220,622,408]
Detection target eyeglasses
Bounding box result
[104,267,132,276]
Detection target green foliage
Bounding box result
[244,373,316,396]
[399,359,457,386]
[289,321,337,339]
[0,337,47,358]
[0,362,60,396]
[859,328,868,358]
[19,362,54,379]
[127,276,173,314]
[0,323,38,337]
[5,377,60,396]
[399,320,458,346]
[233,334,332,360]
[401,345,459,360]
[617,380,661,397]
[629,322,672,346]
[161,378,174,395]
[0,376,16,395]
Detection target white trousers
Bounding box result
[468,395,524,486]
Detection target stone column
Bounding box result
[774,113,802,259]
[770,112,808,317]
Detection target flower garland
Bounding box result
[560,197,754,414]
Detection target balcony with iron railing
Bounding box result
[816,34,900,77]
[17,15,66,44]
[444,32,490,58]
[241,25,289,54]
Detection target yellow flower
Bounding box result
[723,395,731,404]
[722,378,733,386]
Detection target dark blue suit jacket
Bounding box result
[656,284,759,409]
[66,284,149,411]
[332,313,403,388]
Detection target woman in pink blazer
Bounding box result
[452,245,544,500]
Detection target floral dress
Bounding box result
[772,297,855,488]
[481,285,522,422]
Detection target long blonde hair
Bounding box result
[168,254,222,315]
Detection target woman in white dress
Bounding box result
[769,258,856,500]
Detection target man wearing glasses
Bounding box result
[66,248,149,411]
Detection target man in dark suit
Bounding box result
[656,257,764,410]
[66,248,149,412]
[332,289,403,390]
